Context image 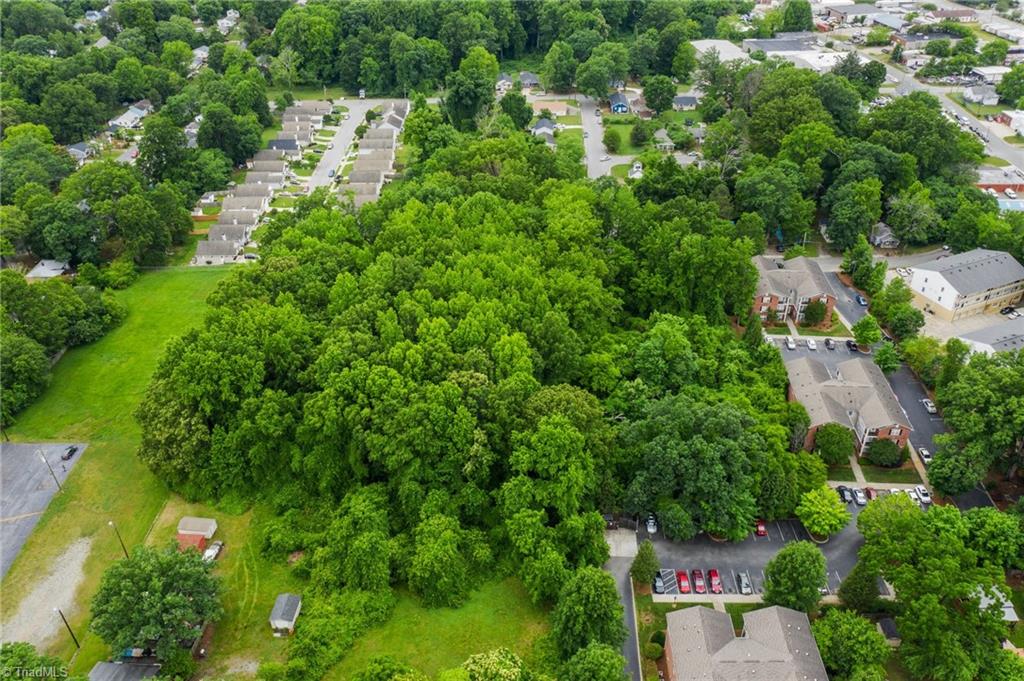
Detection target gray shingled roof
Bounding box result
[222,196,267,211]
[231,184,274,197]
[360,138,395,149]
[666,606,828,681]
[754,256,836,301]
[271,593,302,623]
[217,210,260,226]
[349,169,384,184]
[196,240,240,257]
[914,249,1024,296]
[250,160,287,173]
[88,662,160,681]
[960,318,1024,353]
[342,183,380,195]
[352,159,391,172]
[786,356,911,433]
[253,149,284,161]
[364,128,396,140]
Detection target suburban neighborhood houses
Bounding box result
[2,2,1024,681]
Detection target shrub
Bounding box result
[815,423,856,465]
[651,630,665,646]
[630,540,659,583]
[630,122,652,147]
[865,439,903,468]
[643,642,663,660]
[102,256,138,289]
[803,300,827,326]
[602,128,621,153]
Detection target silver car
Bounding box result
[853,488,867,506]
[738,572,753,595]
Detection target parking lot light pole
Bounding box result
[37,451,62,492]
[108,520,129,559]
[54,608,80,649]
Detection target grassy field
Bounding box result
[2,267,231,675]
[797,312,852,338]
[558,113,582,125]
[327,579,550,679]
[270,196,296,208]
[611,162,631,179]
[949,94,1003,118]
[1006,134,1024,146]
[862,464,922,484]
[660,109,702,126]
[605,123,646,155]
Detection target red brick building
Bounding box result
[752,256,837,325]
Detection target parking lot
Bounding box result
[0,442,87,577]
[643,501,872,598]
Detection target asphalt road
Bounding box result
[579,96,632,179]
[0,442,87,577]
[606,557,641,681]
[117,144,137,165]
[307,99,382,189]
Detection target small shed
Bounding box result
[270,593,302,634]
[26,259,69,280]
[176,517,217,551]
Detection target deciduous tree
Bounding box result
[763,541,826,612]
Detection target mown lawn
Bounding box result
[984,155,1010,167]
[3,267,231,675]
[828,464,857,482]
[605,123,646,155]
[1006,134,1024,146]
[949,94,1003,118]
[861,464,922,484]
[724,603,765,632]
[326,579,550,679]
[558,113,582,125]
[797,312,852,338]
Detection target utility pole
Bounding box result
[37,451,62,492]
[54,608,80,649]
[108,520,129,559]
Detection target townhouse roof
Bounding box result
[914,248,1024,295]
[666,606,828,681]
[360,138,395,149]
[358,148,394,161]
[348,169,384,184]
[208,224,247,242]
[363,128,396,140]
[268,138,298,150]
[222,196,267,211]
[960,317,1024,353]
[786,356,911,432]
[231,184,274,197]
[195,240,240,257]
[342,183,380,195]
[243,172,284,185]
[249,160,287,173]
[216,210,260,226]
[253,149,285,161]
[352,159,391,172]
[754,256,835,301]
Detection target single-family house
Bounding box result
[270,593,302,635]
[67,142,93,166]
[231,184,274,198]
[786,356,911,453]
[496,73,513,92]
[222,195,270,213]
[965,84,1000,105]
[84,9,106,22]
[609,92,629,114]
[628,161,644,180]
[190,46,209,74]
[26,260,69,280]
[752,255,836,324]
[654,129,674,151]
[194,239,240,265]
[88,662,160,681]
[979,587,1021,623]
[672,95,699,110]
[971,65,1012,84]
[531,118,556,136]
[109,109,142,130]
[94,35,111,49]
[536,131,556,148]
[664,606,828,681]
[870,221,900,249]
[131,99,154,116]
[958,317,1024,355]
[519,71,541,88]
[909,249,1024,321]
[176,516,217,551]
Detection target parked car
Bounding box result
[243,253,259,260]
[919,448,933,465]
[709,569,723,594]
[653,573,665,594]
[853,488,867,506]
[646,514,657,534]
[825,338,836,351]
[202,540,223,562]
[692,569,706,594]
[755,519,767,537]
[1010,310,1022,320]
[922,398,938,414]
[600,154,611,161]
[915,485,932,505]
[807,339,817,351]
[846,339,859,352]
[785,336,796,350]
[865,487,878,500]
[1001,306,1017,315]
[583,131,589,138]
[907,490,921,505]
[328,168,335,178]
[677,570,691,594]
[60,445,78,461]
[328,142,334,149]
[738,572,753,595]
[855,294,868,306]
[130,148,139,158]
[837,485,854,503]
[1006,188,1018,199]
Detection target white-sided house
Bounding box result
[270,593,302,635]
[67,142,94,166]
[222,195,270,213]
[194,239,240,265]
[909,249,1024,321]
[965,84,1000,105]
[958,317,1024,355]
[870,221,900,249]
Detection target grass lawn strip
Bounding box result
[326,579,549,679]
[1,267,230,675]
[828,465,857,482]
[861,464,922,484]
[724,603,765,631]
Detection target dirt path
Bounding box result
[1,538,92,645]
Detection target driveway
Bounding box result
[117,144,137,165]
[604,528,641,681]
[307,99,385,190]
[643,503,869,598]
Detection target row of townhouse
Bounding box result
[338,100,408,208]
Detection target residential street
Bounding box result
[307,99,378,189]
[579,96,626,179]
[605,556,642,681]
[117,144,137,165]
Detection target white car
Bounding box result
[918,448,933,465]
[1006,188,1018,199]
[915,485,932,504]
[907,490,921,505]
[1010,310,1022,319]
[785,336,796,350]
[646,514,657,534]
[807,339,817,351]
[600,154,611,161]
[922,398,938,414]
[202,540,223,562]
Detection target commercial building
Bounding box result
[786,356,911,453]
[690,39,750,62]
[909,249,1024,321]
[972,65,1012,84]
[827,3,889,22]
[958,318,1024,355]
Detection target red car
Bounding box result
[708,569,723,594]
[692,569,706,594]
[676,570,691,594]
[755,519,767,537]
[130,148,139,158]
[865,487,878,500]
